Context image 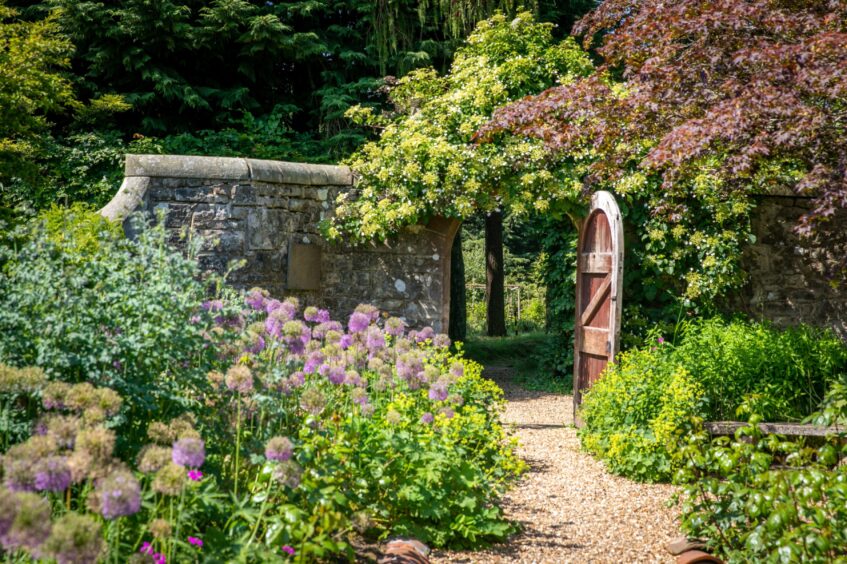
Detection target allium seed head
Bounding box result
[152,463,185,496]
[44,512,104,564]
[137,446,172,474]
[97,470,141,519]
[172,438,205,468]
[1,491,51,554]
[265,437,294,462]
[225,365,253,394]
[384,317,406,337]
[149,519,172,539]
[33,456,72,492]
[299,388,326,415]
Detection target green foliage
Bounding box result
[579,318,847,482]
[463,333,569,394]
[330,12,593,240]
[0,208,221,448]
[677,385,847,562]
[0,1,77,205]
[0,212,524,558]
[462,214,549,336]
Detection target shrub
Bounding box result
[677,384,847,562]
[0,208,221,449]
[579,317,847,482]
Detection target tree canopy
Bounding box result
[482,0,847,294]
[0,2,76,184]
[328,12,593,241]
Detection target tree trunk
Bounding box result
[485,210,507,337]
[448,225,467,343]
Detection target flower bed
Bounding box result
[0,212,523,562]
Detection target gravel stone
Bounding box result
[433,367,680,564]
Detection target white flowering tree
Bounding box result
[328,12,593,335]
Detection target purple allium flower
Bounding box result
[450,362,464,378]
[304,351,325,374]
[288,371,305,388]
[303,306,319,322]
[327,366,346,385]
[345,370,363,387]
[420,412,434,424]
[396,352,423,382]
[245,334,265,354]
[414,327,434,343]
[97,471,141,519]
[4,458,37,492]
[439,407,455,419]
[33,456,71,492]
[0,491,18,539]
[265,299,282,313]
[351,388,369,406]
[245,288,268,311]
[265,308,294,339]
[355,304,380,322]
[428,382,448,402]
[384,317,405,337]
[282,545,296,556]
[1,492,51,553]
[312,321,342,340]
[316,309,331,323]
[265,437,293,462]
[433,334,451,348]
[339,334,353,350]
[172,438,205,468]
[365,327,385,352]
[187,470,203,481]
[347,312,370,333]
[201,300,223,312]
[187,536,203,547]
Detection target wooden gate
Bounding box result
[573,191,624,422]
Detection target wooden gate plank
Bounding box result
[578,252,613,274]
[579,276,611,326]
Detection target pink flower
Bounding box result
[153,553,166,564]
[188,536,203,547]
[657,336,665,344]
[282,545,296,556]
[140,542,153,555]
[187,470,203,481]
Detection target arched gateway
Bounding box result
[573,191,624,422]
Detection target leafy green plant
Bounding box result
[0,207,221,449]
[677,384,847,562]
[579,317,847,482]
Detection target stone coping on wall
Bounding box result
[102,155,353,223]
[123,154,353,185]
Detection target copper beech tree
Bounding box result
[481,0,847,288]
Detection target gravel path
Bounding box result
[433,367,681,564]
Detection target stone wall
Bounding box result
[732,196,847,340]
[101,155,459,331]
